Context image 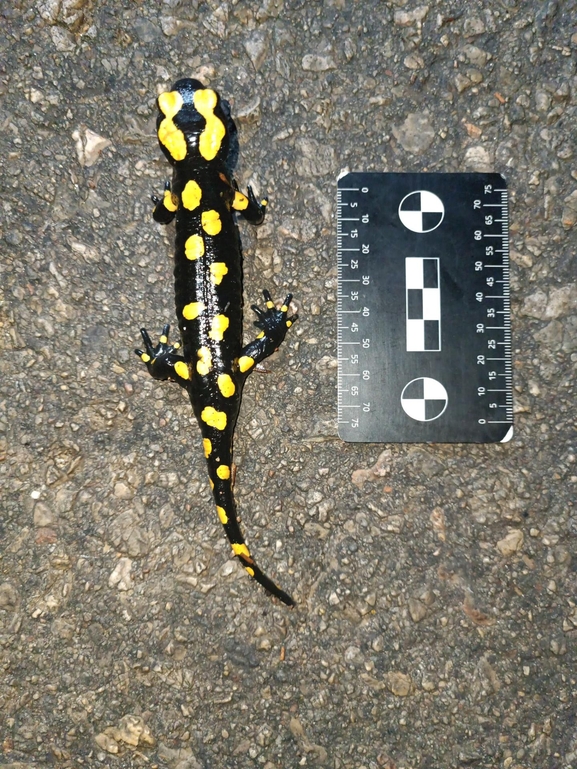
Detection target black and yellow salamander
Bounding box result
[135,78,297,606]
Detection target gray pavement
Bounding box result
[0,1,576,767]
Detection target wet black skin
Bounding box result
[135,79,297,606]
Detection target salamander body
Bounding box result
[135,79,297,606]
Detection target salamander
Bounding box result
[135,78,297,606]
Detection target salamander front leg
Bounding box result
[232,183,267,225]
[135,324,190,388]
[152,180,177,225]
[237,290,298,376]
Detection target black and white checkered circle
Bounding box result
[401,377,448,422]
[398,190,445,233]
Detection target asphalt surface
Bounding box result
[1,1,576,768]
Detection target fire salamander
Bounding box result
[135,78,297,606]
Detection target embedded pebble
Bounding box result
[72,127,111,167]
[296,138,336,177]
[302,54,337,72]
[392,112,435,155]
[496,529,524,557]
[408,597,428,623]
[244,30,270,71]
[386,671,412,696]
[562,190,577,229]
[33,501,56,527]
[108,557,133,591]
[521,285,577,320]
[463,145,492,171]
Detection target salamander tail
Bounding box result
[207,451,294,606]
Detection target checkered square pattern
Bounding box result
[405,257,441,351]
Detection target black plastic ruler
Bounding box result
[337,172,513,443]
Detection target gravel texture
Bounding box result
[1,1,576,767]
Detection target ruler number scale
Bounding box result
[337,173,513,443]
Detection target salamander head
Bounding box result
[156,78,238,169]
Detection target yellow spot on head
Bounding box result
[182,301,205,320]
[201,209,222,236]
[208,314,229,342]
[217,373,235,398]
[157,90,187,161]
[163,189,178,212]
[245,566,255,577]
[232,542,250,559]
[210,261,228,285]
[203,438,212,457]
[182,180,202,210]
[232,191,249,211]
[174,360,190,380]
[197,346,212,376]
[238,355,255,373]
[193,88,226,161]
[201,406,227,431]
[216,465,231,480]
[158,90,182,117]
[216,505,228,524]
[185,234,205,261]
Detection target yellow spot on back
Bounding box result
[203,438,212,457]
[163,189,178,212]
[216,505,228,524]
[245,566,255,577]
[216,465,231,480]
[232,191,249,211]
[193,89,226,161]
[157,90,187,161]
[201,406,227,431]
[208,314,229,342]
[197,346,212,376]
[185,234,205,261]
[182,180,202,210]
[232,542,250,559]
[210,262,228,285]
[238,355,255,373]
[217,373,235,398]
[174,361,190,380]
[182,301,205,320]
[201,209,222,236]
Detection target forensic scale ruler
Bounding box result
[337,172,513,443]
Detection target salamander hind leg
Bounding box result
[238,291,298,376]
[135,324,190,387]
